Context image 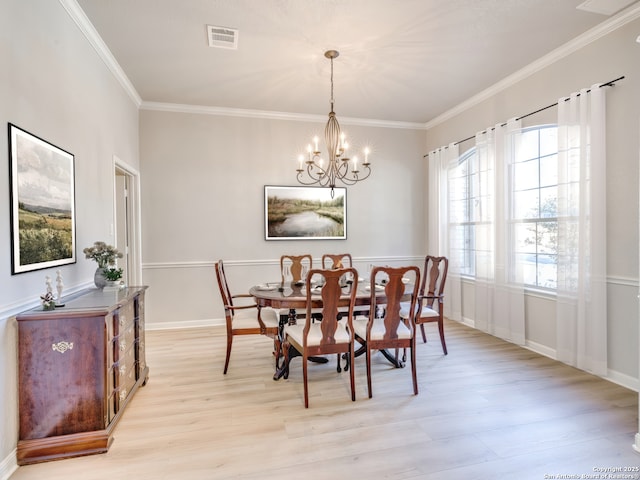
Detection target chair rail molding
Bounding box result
[142,255,424,271]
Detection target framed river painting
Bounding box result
[264,186,346,240]
[9,123,76,274]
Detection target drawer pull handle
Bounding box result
[52,341,74,354]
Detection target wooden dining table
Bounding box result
[249,280,412,379]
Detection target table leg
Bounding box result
[379,349,404,368]
[273,309,328,381]
[273,311,294,380]
[352,335,403,368]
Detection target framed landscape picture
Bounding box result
[265,185,346,240]
[9,124,76,274]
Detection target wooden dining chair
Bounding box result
[322,253,362,317]
[400,255,449,354]
[215,260,280,374]
[280,254,313,284]
[282,267,359,408]
[322,253,353,269]
[353,265,420,398]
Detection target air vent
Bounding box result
[207,25,239,49]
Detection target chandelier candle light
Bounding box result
[296,50,371,195]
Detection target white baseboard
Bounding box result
[606,369,640,392]
[525,340,639,393]
[0,449,17,480]
[524,339,557,360]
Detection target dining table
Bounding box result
[249,280,413,380]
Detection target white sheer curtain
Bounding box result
[428,143,461,322]
[555,85,607,375]
[473,119,525,344]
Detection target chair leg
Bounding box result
[336,353,342,373]
[437,318,448,355]
[366,347,373,398]
[273,337,281,369]
[349,348,356,402]
[302,354,309,408]
[420,323,427,343]
[282,341,291,380]
[223,334,233,374]
[410,343,418,395]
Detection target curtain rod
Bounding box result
[423,75,625,158]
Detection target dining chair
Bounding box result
[353,265,420,398]
[400,255,449,354]
[282,267,359,408]
[280,254,313,284]
[215,260,280,374]
[321,253,353,269]
[321,253,358,317]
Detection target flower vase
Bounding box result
[94,267,107,289]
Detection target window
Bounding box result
[447,124,559,289]
[512,125,558,289]
[447,147,481,277]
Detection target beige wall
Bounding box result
[0,0,140,474]
[425,17,640,385]
[138,109,427,326]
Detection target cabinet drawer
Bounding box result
[112,323,135,362]
[113,302,135,335]
[114,346,135,383]
[123,361,137,394]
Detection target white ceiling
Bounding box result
[74,0,639,125]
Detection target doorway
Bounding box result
[113,157,142,286]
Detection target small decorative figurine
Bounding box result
[56,270,65,306]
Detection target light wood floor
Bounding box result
[10,319,640,479]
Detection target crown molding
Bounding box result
[424,2,640,130]
[59,0,142,107]
[140,101,426,130]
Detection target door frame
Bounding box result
[113,155,143,286]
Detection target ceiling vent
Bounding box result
[207,25,239,50]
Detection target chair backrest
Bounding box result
[280,254,313,283]
[321,253,353,269]
[215,260,233,320]
[419,256,449,310]
[369,265,420,340]
[303,267,358,347]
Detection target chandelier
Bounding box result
[296,50,371,194]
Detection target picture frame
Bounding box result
[265,185,346,240]
[9,123,76,274]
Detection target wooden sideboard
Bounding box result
[15,286,149,465]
